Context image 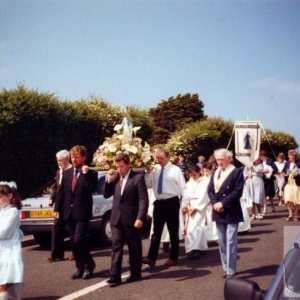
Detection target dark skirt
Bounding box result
[263,178,276,197]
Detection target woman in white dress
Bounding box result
[0,182,23,300]
[274,152,286,206]
[243,158,265,220]
[182,165,210,259]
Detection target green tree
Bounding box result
[149,93,206,144]
[166,117,297,166]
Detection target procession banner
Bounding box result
[235,121,261,168]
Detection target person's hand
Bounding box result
[134,219,144,229]
[189,208,197,216]
[106,169,117,183]
[145,166,154,173]
[48,199,53,207]
[213,202,224,213]
[82,165,90,174]
[53,212,59,219]
[182,207,188,215]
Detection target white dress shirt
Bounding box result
[146,162,188,203]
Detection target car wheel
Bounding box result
[33,232,51,248]
[100,214,112,245]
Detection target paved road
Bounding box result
[21,203,300,300]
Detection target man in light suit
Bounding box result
[54,145,98,280]
[207,148,244,279]
[104,153,149,287]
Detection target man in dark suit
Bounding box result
[54,145,98,280]
[104,153,149,287]
[48,149,72,262]
[207,148,244,279]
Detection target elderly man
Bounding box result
[207,148,244,279]
[48,150,72,262]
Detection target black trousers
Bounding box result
[50,217,65,259]
[110,220,142,279]
[148,197,180,261]
[67,218,95,271]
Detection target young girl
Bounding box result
[183,164,211,259]
[0,181,23,300]
[243,158,265,220]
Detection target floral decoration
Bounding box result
[93,109,153,169]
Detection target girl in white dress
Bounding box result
[183,165,210,259]
[243,159,265,220]
[274,152,286,206]
[0,182,23,300]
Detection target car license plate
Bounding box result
[30,209,53,218]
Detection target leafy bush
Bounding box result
[0,87,152,197]
[166,117,298,166]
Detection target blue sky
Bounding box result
[1,0,300,147]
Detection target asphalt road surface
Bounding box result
[21,203,300,300]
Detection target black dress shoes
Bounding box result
[71,269,84,279]
[126,275,142,283]
[106,277,121,287]
[82,269,93,280]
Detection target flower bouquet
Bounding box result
[93,109,153,170]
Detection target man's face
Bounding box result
[156,151,169,167]
[71,152,85,168]
[215,153,230,169]
[57,157,69,169]
[115,160,131,177]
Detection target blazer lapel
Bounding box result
[121,170,134,198]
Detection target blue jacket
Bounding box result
[208,167,244,224]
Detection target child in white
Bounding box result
[0,181,23,300]
[243,159,265,220]
[274,153,286,206]
[183,165,209,259]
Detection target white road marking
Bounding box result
[58,265,148,300]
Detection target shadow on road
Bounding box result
[237,264,279,280]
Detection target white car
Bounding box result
[20,171,113,247]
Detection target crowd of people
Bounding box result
[1,144,299,297]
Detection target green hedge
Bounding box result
[0,86,152,198]
[166,117,298,166]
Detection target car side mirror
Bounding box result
[224,278,265,300]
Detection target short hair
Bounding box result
[198,155,206,162]
[277,152,285,160]
[288,149,298,160]
[259,150,268,157]
[214,148,233,159]
[114,153,131,165]
[70,145,87,158]
[202,162,213,170]
[188,165,200,173]
[56,149,70,160]
[156,148,170,158]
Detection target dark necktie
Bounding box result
[72,168,79,191]
[157,167,164,194]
